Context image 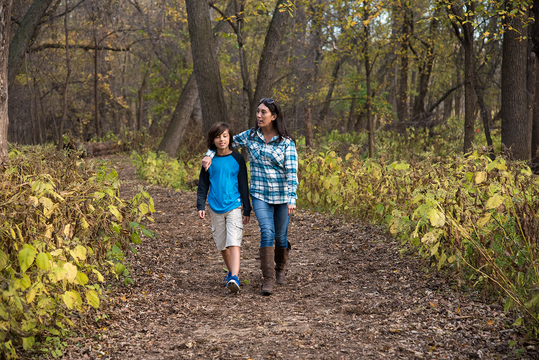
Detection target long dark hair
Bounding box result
[251,98,295,143]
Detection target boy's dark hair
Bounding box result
[207,122,234,150]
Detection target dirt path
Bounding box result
[69,156,536,359]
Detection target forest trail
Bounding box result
[69,156,536,360]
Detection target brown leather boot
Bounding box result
[275,247,289,285]
[259,247,275,296]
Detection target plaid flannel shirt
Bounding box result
[206,128,298,205]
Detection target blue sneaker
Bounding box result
[223,272,232,287]
[226,275,240,293]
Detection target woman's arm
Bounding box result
[284,140,299,215]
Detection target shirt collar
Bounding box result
[256,128,279,144]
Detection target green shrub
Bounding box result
[131,151,199,190]
[298,147,539,331]
[0,145,155,358]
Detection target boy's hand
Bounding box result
[198,210,205,219]
[202,156,212,171]
[243,216,250,225]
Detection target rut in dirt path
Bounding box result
[69,157,536,360]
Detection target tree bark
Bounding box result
[8,0,53,87]
[303,106,313,148]
[157,2,233,157]
[137,61,151,132]
[57,0,70,150]
[364,2,373,158]
[185,0,228,134]
[94,36,100,139]
[319,55,347,124]
[533,60,539,165]
[501,12,530,160]
[412,17,437,121]
[250,0,294,125]
[396,6,410,124]
[0,0,12,164]
[451,4,476,154]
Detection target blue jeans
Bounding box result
[252,197,291,249]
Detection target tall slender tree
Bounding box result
[0,0,12,163]
[185,0,228,133]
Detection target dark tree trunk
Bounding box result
[412,17,437,121]
[501,13,530,160]
[137,62,151,132]
[531,1,539,165]
[57,0,70,150]
[157,74,199,157]
[0,0,12,163]
[533,60,539,165]
[303,106,313,148]
[347,63,360,133]
[157,3,233,157]
[8,0,53,87]
[94,36,100,139]
[319,55,347,124]
[451,4,476,154]
[364,2,373,158]
[396,7,410,123]
[250,0,294,125]
[527,39,536,160]
[185,0,228,134]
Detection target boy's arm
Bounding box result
[196,166,210,212]
[236,154,251,217]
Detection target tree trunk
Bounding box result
[461,12,476,154]
[303,106,313,148]
[396,7,410,124]
[157,74,199,157]
[185,0,228,134]
[234,0,253,131]
[412,17,437,121]
[57,0,70,150]
[347,63,359,133]
[319,55,347,124]
[8,0,53,87]
[94,36,100,139]
[364,2,373,158]
[24,54,36,145]
[250,0,294,125]
[137,61,151,132]
[0,0,12,164]
[533,60,539,165]
[501,13,530,160]
[157,3,233,157]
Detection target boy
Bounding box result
[197,122,251,293]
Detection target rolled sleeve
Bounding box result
[231,130,250,150]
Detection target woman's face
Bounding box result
[257,104,277,130]
[213,129,230,151]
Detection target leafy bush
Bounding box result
[0,145,155,358]
[131,151,200,190]
[298,148,539,332]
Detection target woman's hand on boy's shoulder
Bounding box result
[243,216,250,225]
[202,156,212,171]
[198,210,205,219]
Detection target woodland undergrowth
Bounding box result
[298,146,539,336]
[0,145,155,359]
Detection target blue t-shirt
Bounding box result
[196,151,251,216]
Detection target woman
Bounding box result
[202,98,298,295]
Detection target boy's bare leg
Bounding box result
[228,246,240,276]
[221,248,231,272]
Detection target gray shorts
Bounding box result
[208,206,243,251]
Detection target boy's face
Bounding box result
[214,129,230,151]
